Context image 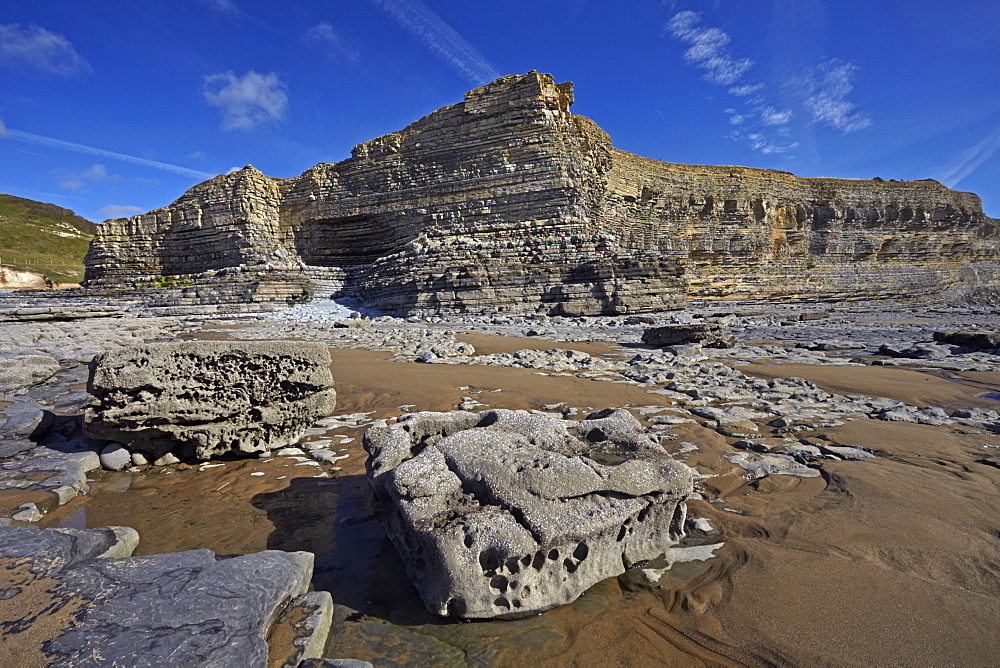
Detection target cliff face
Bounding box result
[595,154,999,300]
[84,167,285,283]
[83,71,1000,314]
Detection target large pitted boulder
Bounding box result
[84,341,336,460]
[642,323,736,349]
[363,408,693,619]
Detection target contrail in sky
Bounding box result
[2,128,216,180]
[370,0,500,85]
[938,124,1000,189]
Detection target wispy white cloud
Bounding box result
[0,118,6,136]
[742,132,799,155]
[665,11,752,85]
[203,71,288,131]
[787,59,870,133]
[664,10,870,156]
[305,22,360,64]
[729,83,763,96]
[200,0,239,15]
[58,163,117,190]
[0,23,90,76]
[370,0,499,85]
[82,164,107,181]
[759,106,793,127]
[96,204,144,219]
[937,125,1000,189]
[2,127,215,179]
[666,11,794,154]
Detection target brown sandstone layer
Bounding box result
[83,71,999,314]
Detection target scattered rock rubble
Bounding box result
[0,292,997,663]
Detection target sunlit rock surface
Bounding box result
[84,340,336,461]
[364,408,693,619]
[84,71,1000,314]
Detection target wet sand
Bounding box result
[39,339,1000,666]
[743,362,1000,411]
[330,348,671,418]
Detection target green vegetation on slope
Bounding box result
[0,194,98,283]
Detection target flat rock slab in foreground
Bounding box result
[364,408,693,619]
[84,340,337,460]
[0,524,331,667]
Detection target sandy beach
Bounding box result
[26,321,999,667]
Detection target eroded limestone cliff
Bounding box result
[83,71,999,314]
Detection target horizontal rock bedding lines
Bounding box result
[84,340,337,461]
[82,71,1000,315]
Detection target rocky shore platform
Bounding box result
[1,289,999,665]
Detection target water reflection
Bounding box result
[57,504,87,530]
[250,474,719,666]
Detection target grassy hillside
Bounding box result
[0,194,98,283]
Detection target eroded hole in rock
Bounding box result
[479,549,501,573]
[520,554,531,569]
[586,427,608,442]
[505,556,521,574]
[512,599,522,608]
[564,558,579,574]
[521,586,531,599]
[548,549,559,561]
[490,575,508,593]
[636,505,651,523]
[446,598,467,617]
[532,551,546,570]
[573,542,589,561]
[616,525,628,542]
[494,596,511,610]
[463,534,474,549]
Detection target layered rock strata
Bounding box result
[0,305,124,322]
[84,71,999,313]
[364,408,693,619]
[84,340,336,461]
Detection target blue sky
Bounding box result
[1,0,998,221]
